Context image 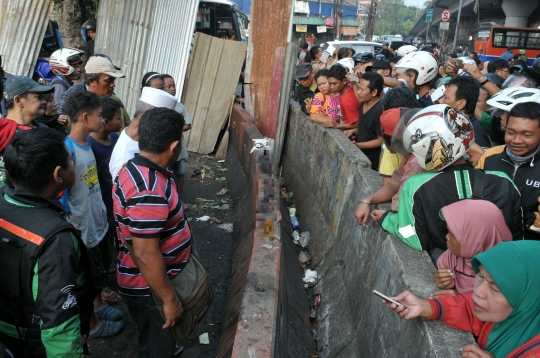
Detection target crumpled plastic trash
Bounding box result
[216,188,230,196]
[218,223,233,233]
[303,269,318,285]
[299,251,311,268]
[292,231,301,245]
[299,231,310,248]
[199,332,210,344]
[196,216,211,222]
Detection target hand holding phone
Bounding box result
[373,289,406,308]
[320,51,331,63]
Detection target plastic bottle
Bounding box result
[289,208,300,230]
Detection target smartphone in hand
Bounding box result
[373,289,407,308]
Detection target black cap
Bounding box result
[3,76,53,102]
[295,63,312,79]
[365,60,392,72]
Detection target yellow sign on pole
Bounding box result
[296,25,307,32]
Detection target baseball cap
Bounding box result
[3,76,53,101]
[139,87,177,109]
[85,56,125,78]
[365,60,392,72]
[295,63,312,79]
[380,107,410,136]
[94,53,121,70]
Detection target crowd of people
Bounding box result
[0,35,194,356]
[295,42,540,357]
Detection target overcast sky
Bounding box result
[403,0,425,8]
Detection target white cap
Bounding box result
[139,87,177,109]
[85,56,125,78]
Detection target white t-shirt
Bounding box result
[175,102,192,161]
[109,129,140,178]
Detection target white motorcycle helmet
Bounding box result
[396,45,418,57]
[392,104,475,171]
[337,57,355,75]
[393,51,438,86]
[49,47,84,76]
[487,87,540,112]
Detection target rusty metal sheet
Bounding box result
[181,32,247,154]
[244,0,294,135]
[0,0,54,77]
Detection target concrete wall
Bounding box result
[217,105,314,358]
[281,102,475,357]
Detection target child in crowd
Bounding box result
[434,200,512,294]
[161,74,192,197]
[35,92,68,133]
[309,69,341,125]
[88,96,123,260]
[62,90,124,339]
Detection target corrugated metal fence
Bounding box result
[95,0,198,115]
[0,0,54,77]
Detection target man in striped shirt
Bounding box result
[113,107,189,357]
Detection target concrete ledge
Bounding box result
[218,105,282,358]
[282,101,475,357]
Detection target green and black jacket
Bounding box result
[381,163,524,253]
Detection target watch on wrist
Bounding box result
[479,77,490,86]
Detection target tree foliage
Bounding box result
[373,0,422,36]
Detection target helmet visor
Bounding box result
[391,108,423,156]
[502,74,537,89]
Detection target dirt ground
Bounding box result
[89,153,237,357]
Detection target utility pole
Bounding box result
[452,0,463,50]
[336,0,343,40]
[366,0,377,41]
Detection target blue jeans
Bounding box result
[122,294,176,358]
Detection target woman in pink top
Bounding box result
[435,199,512,294]
[309,69,341,125]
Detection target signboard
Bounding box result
[296,25,307,32]
[294,1,310,15]
[342,26,357,36]
[326,17,335,27]
[425,9,432,23]
[439,22,450,30]
[317,25,327,33]
[440,9,451,22]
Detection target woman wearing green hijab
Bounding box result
[381,241,540,357]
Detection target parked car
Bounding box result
[197,0,249,42]
[321,40,383,55]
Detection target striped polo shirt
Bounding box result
[113,154,191,296]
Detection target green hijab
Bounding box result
[471,241,540,357]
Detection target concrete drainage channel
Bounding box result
[219,102,476,357]
[216,104,316,357]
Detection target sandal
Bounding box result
[101,287,122,305]
[89,319,124,339]
[95,304,123,321]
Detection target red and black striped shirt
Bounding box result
[113,154,191,296]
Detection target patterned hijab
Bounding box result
[472,241,540,357]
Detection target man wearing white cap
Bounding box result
[109,87,177,178]
[58,55,125,115]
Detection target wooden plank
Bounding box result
[274,42,298,165]
[184,33,247,154]
[264,47,285,139]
